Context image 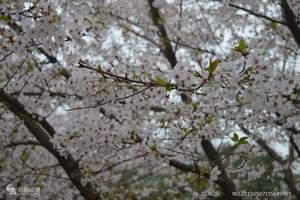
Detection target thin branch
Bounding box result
[171,39,216,55]
[0,51,14,63]
[77,60,208,93]
[117,24,160,47]
[2,54,29,89]
[197,2,227,56]
[229,3,285,25]
[66,86,152,111]
[93,153,148,174]
[10,88,83,101]
[108,12,160,47]
[78,61,151,86]
[3,140,40,149]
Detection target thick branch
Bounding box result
[239,125,284,163]
[0,89,101,200]
[146,0,177,68]
[281,0,300,45]
[290,135,300,158]
[37,47,58,64]
[284,168,300,200]
[169,159,198,173]
[201,139,237,200]
[168,159,210,180]
[274,119,300,157]
[239,125,300,200]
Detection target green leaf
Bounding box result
[196,177,208,189]
[239,140,249,144]
[160,36,169,44]
[154,77,167,86]
[0,157,5,172]
[150,144,157,152]
[203,115,214,125]
[233,38,249,56]
[95,5,102,13]
[154,77,174,91]
[239,136,248,140]
[48,15,60,24]
[231,132,239,142]
[0,14,22,32]
[95,20,105,29]
[269,21,278,30]
[164,83,173,91]
[239,136,249,144]
[191,102,200,112]
[192,71,202,78]
[236,96,244,106]
[199,164,207,176]
[159,118,165,125]
[174,107,181,116]
[293,88,300,97]
[206,59,221,77]
[38,169,49,177]
[58,68,71,80]
[26,60,34,72]
[20,149,29,162]
[159,15,165,23]
[182,127,198,137]
[0,14,10,22]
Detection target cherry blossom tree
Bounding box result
[0,0,300,199]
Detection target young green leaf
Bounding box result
[206,59,221,77]
[233,38,249,56]
[20,149,30,162]
[231,132,239,142]
[58,68,71,80]
[154,77,174,91]
[150,144,157,152]
[239,136,249,144]
[192,71,202,77]
[269,21,278,30]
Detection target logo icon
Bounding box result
[6,184,17,195]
